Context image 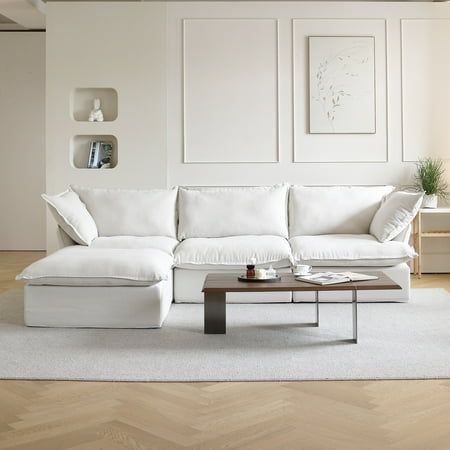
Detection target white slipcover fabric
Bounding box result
[90,236,179,255]
[289,185,394,237]
[25,274,173,328]
[370,191,424,242]
[174,268,292,303]
[290,234,416,266]
[70,185,178,238]
[178,185,289,239]
[174,235,292,269]
[17,246,174,286]
[42,190,98,245]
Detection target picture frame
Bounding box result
[309,36,376,134]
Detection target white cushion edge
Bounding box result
[174,259,292,270]
[17,273,168,283]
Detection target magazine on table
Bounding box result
[295,272,378,286]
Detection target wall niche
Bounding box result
[71,88,118,122]
[71,135,118,169]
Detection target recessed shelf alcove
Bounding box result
[71,88,118,122]
[71,135,118,169]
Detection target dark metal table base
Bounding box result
[204,290,358,343]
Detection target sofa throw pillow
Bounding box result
[370,191,424,242]
[42,190,98,245]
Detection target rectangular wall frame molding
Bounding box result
[182,18,280,164]
[292,18,388,163]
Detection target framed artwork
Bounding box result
[309,36,376,134]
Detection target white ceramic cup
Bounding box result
[255,268,267,279]
[292,264,312,275]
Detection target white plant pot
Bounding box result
[422,194,438,209]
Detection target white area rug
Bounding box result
[1,289,450,381]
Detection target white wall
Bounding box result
[167,1,450,188]
[402,19,450,162]
[45,2,450,271]
[0,32,45,250]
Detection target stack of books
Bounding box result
[87,141,113,169]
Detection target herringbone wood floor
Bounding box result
[1,251,450,450]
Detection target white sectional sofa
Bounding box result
[17,184,420,328]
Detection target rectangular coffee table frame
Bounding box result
[202,272,401,343]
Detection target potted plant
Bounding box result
[413,157,448,208]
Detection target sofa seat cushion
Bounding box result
[174,236,292,269]
[290,234,416,267]
[90,236,179,255]
[17,246,173,287]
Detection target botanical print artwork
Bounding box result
[309,36,376,134]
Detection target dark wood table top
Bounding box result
[202,271,401,293]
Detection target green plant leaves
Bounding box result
[413,157,449,199]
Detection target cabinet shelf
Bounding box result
[420,232,450,237]
[413,208,450,277]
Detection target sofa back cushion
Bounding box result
[70,185,178,238]
[178,185,289,239]
[289,185,394,237]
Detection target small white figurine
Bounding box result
[88,98,104,122]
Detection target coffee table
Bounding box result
[202,272,401,343]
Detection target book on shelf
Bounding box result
[295,272,378,286]
[87,141,113,169]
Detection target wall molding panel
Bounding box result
[292,18,388,163]
[165,2,450,188]
[182,18,280,163]
[401,18,450,162]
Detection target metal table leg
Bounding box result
[314,291,319,327]
[352,290,358,343]
[204,292,226,334]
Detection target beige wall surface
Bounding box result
[45,2,167,251]
[0,32,45,250]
